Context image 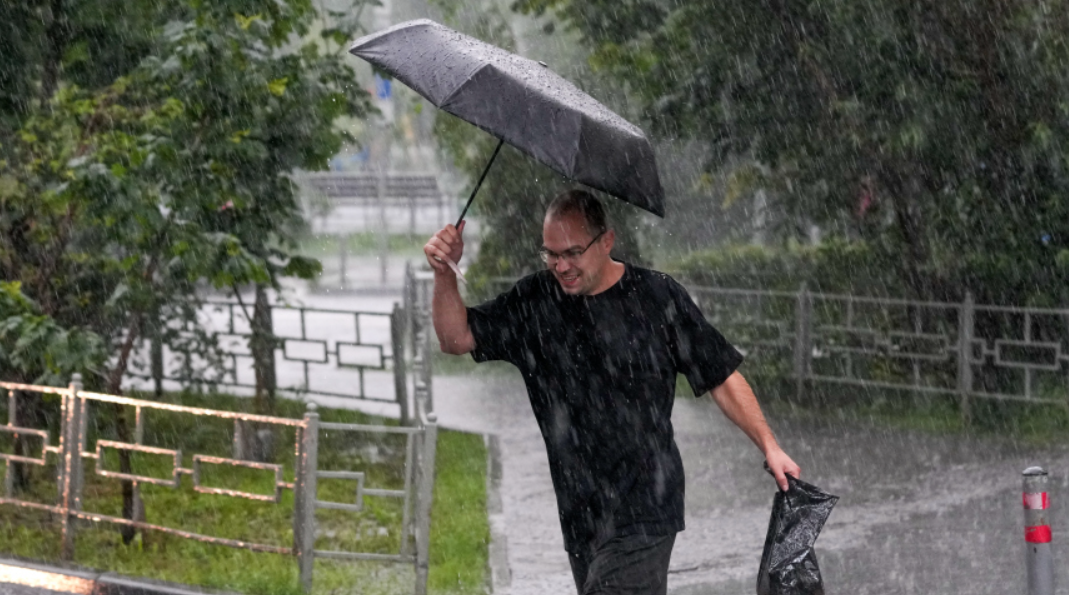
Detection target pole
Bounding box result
[793,283,811,402]
[60,374,84,560]
[296,405,320,592]
[392,303,410,425]
[1023,466,1054,595]
[957,292,975,426]
[414,412,438,595]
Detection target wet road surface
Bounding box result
[434,368,1069,595]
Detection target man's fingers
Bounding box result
[775,470,789,492]
[423,244,449,272]
[765,452,801,492]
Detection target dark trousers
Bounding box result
[568,533,676,595]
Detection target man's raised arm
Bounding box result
[423,222,476,355]
[709,371,801,491]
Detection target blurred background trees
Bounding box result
[510,0,1069,306]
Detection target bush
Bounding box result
[668,239,897,295]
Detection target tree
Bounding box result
[515,0,1069,304]
[0,281,105,489]
[0,0,371,540]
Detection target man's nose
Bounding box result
[554,258,572,273]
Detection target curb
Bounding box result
[0,557,238,595]
[484,433,511,594]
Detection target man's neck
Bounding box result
[588,260,625,295]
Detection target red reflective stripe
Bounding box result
[1025,525,1052,544]
[1023,492,1050,510]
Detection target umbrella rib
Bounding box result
[438,62,491,111]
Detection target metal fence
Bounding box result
[470,274,1069,416]
[688,285,1069,416]
[128,300,412,422]
[0,376,438,594]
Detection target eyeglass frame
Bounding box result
[539,229,607,264]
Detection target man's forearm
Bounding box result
[432,271,475,354]
[709,372,780,455]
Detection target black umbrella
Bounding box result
[349,18,665,224]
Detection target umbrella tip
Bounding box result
[538,60,548,67]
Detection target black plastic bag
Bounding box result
[756,473,838,595]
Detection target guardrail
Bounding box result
[0,376,437,594]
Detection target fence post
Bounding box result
[392,303,411,425]
[957,292,975,427]
[414,412,438,595]
[422,314,435,415]
[295,405,319,593]
[4,390,13,498]
[339,234,348,291]
[1022,466,1054,595]
[793,284,811,401]
[150,312,164,399]
[60,374,84,560]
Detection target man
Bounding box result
[424,189,800,595]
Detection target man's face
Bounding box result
[541,211,613,295]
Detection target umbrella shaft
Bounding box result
[456,137,505,227]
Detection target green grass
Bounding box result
[427,432,489,594]
[0,392,488,595]
[299,233,426,258]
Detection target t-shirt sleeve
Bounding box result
[664,279,744,396]
[466,281,529,364]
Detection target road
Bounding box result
[433,369,1069,595]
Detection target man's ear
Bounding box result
[603,229,616,252]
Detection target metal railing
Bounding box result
[469,274,1069,416]
[687,285,1069,416]
[0,376,438,594]
[128,301,411,421]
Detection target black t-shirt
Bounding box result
[467,263,743,552]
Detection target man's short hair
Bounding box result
[546,189,609,235]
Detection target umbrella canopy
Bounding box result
[350,19,665,218]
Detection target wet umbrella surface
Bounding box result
[349,19,665,217]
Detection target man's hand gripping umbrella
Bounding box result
[424,138,504,283]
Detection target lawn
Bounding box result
[0,391,488,595]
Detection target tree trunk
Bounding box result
[39,0,68,108]
[241,284,276,462]
[11,386,47,492]
[105,316,144,545]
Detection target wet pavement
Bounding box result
[132,269,1069,594]
[432,368,1069,595]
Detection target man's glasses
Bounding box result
[539,230,606,264]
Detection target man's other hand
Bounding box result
[765,448,801,492]
[424,221,466,274]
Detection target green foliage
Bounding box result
[674,238,1069,307]
[0,0,372,390]
[671,240,896,295]
[516,0,1069,304]
[0,281,105,385]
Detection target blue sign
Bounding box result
[374,74,392,100]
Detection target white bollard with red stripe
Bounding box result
[1023,466,1054,595]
